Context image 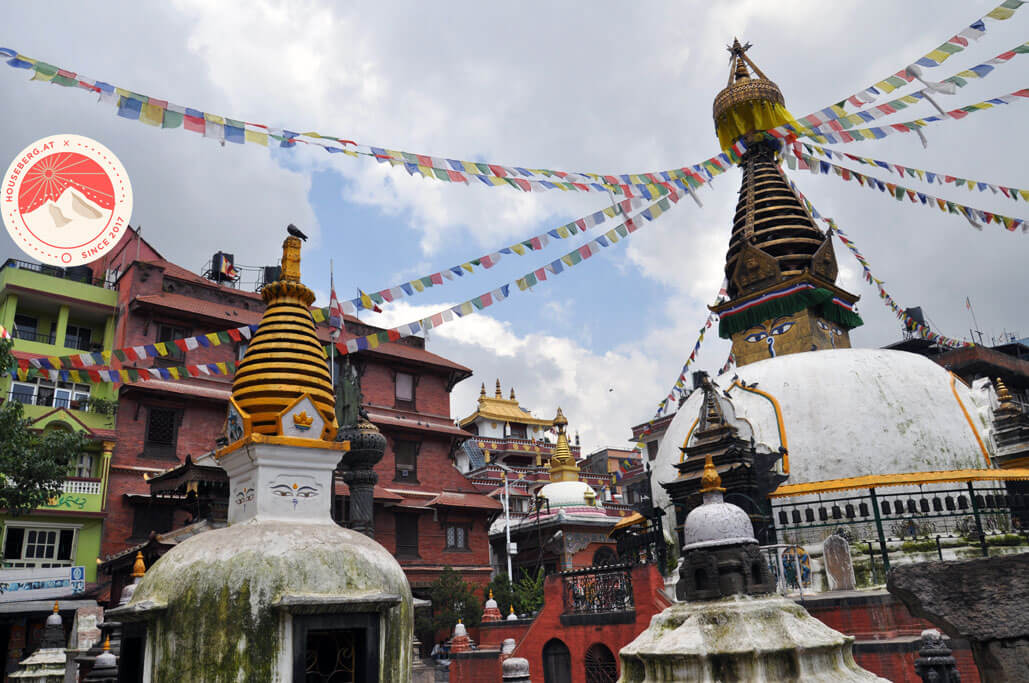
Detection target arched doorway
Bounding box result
[584,643,617,683]
[542,638,571,683]
[592,546,616,567]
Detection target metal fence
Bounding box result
[561,564,634,615]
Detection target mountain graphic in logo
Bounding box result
[18,152,114,248]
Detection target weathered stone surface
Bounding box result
[887,552,1029,683]
[502,657,531,682]
[618,594,887,682]
[823,535,856,591]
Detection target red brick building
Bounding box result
[91,229,498,598]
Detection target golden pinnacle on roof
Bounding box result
[510,388,516,400]
[230,231,336,438]
[553,406,568,429]
[700,453,726,494]
[480,382,487,399]
[52,601,59,613]
[103,635,111,652]
[996,378,1018,413]
[712,39,791,151]
[131,551,147,579]
[489,589,494,599]
[495,379,502,398]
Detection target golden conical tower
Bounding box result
[231,235,336,436]
[548,407,579,483]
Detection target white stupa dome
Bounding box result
[682,490,757,550]
[652,348,994,517]
[538,480,601,509]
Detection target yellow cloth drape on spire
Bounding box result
[715,100,795,151]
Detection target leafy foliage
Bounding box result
[0,339,89,513]
[513,567,545,616]
[414,566,483,642]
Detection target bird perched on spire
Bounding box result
[287,223,308,241]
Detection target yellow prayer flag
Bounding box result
[603,207,616,218]
[511,244,526,255]
[216,362,228,374]
[462,161,479,174]
[140,103,164,127]
[987,6,1017,20]
[31,70,55,82]
[366,334,380,349]
[1019,190,1029,201]
[204,113,225,124]
[115,87,132,98]
[605,229,619,242]
[70,370,81,383]
[168,367,180,379]
[411,280,425,293]
[154,343,167,356]
[245,130,269,146]
[207,333,220,345]
[561,254,575,267]
[102,351,112,363]
[516,278,528,291]
[461,263,474,273]
[311,308,326,322]
[460,302,474,315]
[557,226,570,238]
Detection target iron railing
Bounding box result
[3,258,110,288]
[561,564,634,615]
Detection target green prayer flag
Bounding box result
[162,110,184,129]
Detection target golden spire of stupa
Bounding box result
[131,551,147,578]
[495,379,503,398]
[548,407,580,483]
[231,233,336,436]
[699,453,725,494]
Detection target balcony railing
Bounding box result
[12,329,55,344]
[3,258,110,288]
[561,564,634,615]
[6,391,91,411]
[63,478,102,495]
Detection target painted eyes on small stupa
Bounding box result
[745,321,795,343]
[271,485,293,497]
[769,321,795,336]
[816,321,842,335]
[745,330,768,343]
[294,486,317,498]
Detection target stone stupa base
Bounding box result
[619,594,887,682]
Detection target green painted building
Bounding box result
[0,259,119,586]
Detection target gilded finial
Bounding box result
[103,635,111,652]
[510,388,516,400]
[53,601,59,613]
[996,378,1013,402]
[495,379,502,398]
[700,453,725,494]
[489,589,494,599]
[480,382,487,399]
[553,407,568,431]
[280,234,303,283]
[509,605,515,614]
[131,551,147,578]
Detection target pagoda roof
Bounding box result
[459,395,554,428]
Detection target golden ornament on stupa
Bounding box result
[548,407,580,483]
[231,234,336,436]
[131,551,147,578]
[712,39,793,151]
[699,453,726,494]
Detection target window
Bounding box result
[510,423,527,439]
[64,324,93,351]
[445,525,470,551]
[2,526,76,568]
[395,512,419,558]
[9,382,35,405]
[130,506,174,540]
[54,381,91,409]
[144,407,179,458]
[394,440,419,482]
[72,453,94,478]
[646,440,659,461]
[13,314,47,343]
[394,372,415,409]
[156,324,188,361]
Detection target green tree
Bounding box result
[0,339,89,513]
[414,566,484,644]
[485,572,516,617]
[513,567,545,616]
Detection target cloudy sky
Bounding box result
[1,1,1026,453]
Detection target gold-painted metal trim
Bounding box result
[679,417,700,462]
[769,468,1029,498]
[729,380,789,473]
[949,372,991,466]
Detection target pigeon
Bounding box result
[287,224,308,241]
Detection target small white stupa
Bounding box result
[619,455,886,681]
[108,232,413,681]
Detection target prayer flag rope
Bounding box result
[336,190,684,355]
[830,1,1025,113]
[800,143,1029,202]
[0,45,745,199]
[784,145,1027,233]
[791,41,1029,131]
[8,360,238,384]
[19,324,258,371]
[786,177,973,349]
[767,88,1029,147]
